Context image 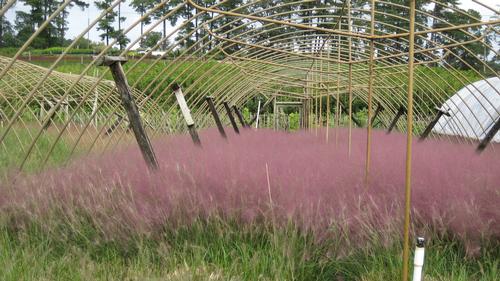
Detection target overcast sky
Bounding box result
[4,0,499,49]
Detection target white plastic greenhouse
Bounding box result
[433,77,500,143]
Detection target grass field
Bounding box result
[0,54,496,281]
[1,128,498,280]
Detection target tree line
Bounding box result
[0,0,497,71]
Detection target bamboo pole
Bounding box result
[365,0,376,186]
[326,44,331,143]
[336,23,341,147]
[402,0,416,280]
[319,49,323,132]
[347,0,353,156]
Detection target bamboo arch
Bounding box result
[0,1,498,279]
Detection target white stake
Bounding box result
[173,85,195,126]
[256,99,261,129]
[412,237,425,281]
[172,83,201,146]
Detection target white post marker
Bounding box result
[412,237,425,281]
[256,99,261,129]
[172,83,201,146]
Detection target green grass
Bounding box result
[0,128,72,175]
[0,216,497,281]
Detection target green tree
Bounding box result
[15,0,53,48]
[150,0,171,51]
[55,0,88,46]
[440,8,485,70]
[115,0,129,50]
[0,0,15,47]
[140,31,163,49]
[130,0,155,44]
[94,0,117,46]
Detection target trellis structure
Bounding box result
[0,1,499,280]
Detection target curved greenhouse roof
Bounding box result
[433,77,500,142]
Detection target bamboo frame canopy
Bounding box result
[0,0,498,171]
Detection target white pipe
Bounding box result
[173,86,194,126]
[92,90,98,127]
[412,237,425,281]
[256,99,261,129]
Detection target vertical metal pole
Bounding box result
[403,0,416,280]
[224,101,240,134]
[98,56,158,170]
[315,69,319,136]
[319,50,323,131]
[326,42,331,143]
[172,83,201,146]
[326,87,330,143]
[233,105,248,128]
[336,28,340,147]
[206,96,227,139]
[365,0,375,185]
[256,99,261,129]
[347,0,353,157]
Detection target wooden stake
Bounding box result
[477,117,500,152]
[371,102,383,125]
[419,107,451,141]
[206,96,227,139]
[97,56,158,170]
[387,106,406,134]
[172,83,201,146]
[224,101,240,134]
[233,105,248,128]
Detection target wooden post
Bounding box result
[387,106,406,134]
[419,107,451,141]
[205,96,227,139]
[477,117,500,152]
[233,105,248,128]
[172,83,201,146]
[223,101,240,134]
[96,56,159,170]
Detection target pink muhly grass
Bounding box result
[1,128,498,253]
